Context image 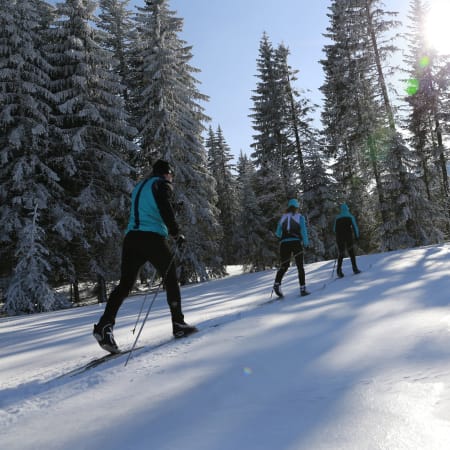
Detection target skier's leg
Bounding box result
[336,239,345,277]
[275,242,291,284]
[273,242,291,297]
[98,232,146,327]
[146,235,183,323]
[293,242,306,286]
[293,242,309,295]
[348,240,360,273]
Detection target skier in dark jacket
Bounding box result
[273,198,310,298]
[93,160,197,353]
[333,203,360,278]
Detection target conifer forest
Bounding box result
[1,0,449,314]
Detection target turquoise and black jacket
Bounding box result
[333,204,359,240]
[275,213,309,247]
[126,176,179,238]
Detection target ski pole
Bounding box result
[331,257,337,278]
[125,241,185,366]
[132,267,158,334]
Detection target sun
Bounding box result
[425,1,450,55]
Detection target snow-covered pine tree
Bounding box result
[0,0,60,304]
[301,142,337,262]
[206,126,240,265]
[131,0,223,282]
[250,34,295,246]
[362,0,441,249]
[321,0,439,251]
[4,205,69,315]
[275,44,315,192]
[320,0,386,252]
[46,0,136,290]
[402,0,449,238]
[251,33,322,264]
[97,0,135,113]
[234,153,276,271]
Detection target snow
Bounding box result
[2,244,450,450]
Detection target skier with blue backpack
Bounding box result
[273,199,310,298]
[333,203,361,278]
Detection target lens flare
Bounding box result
[406,78,419,96]
[243,367,253,376]
[419,56,430,68]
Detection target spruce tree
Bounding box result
[206,126,239,265]
[301,144,337,262]
[4,205,69,314]
[46,0,136,289]
[97,0,135,110]
[320,0,386,251]
[250,33,295,254]
[234,153,275,271]
[364,0,440,249]
[131,0,223,281]
[0,0,60,310]
[403,0,449,238]
[321,0,440,250]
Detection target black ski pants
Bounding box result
[336,237,358,271]
[275,240,306,287]
[99,231,183,327]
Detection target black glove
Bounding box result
[175,234,186,248]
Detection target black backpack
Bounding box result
[280,214,301,240]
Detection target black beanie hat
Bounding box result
[153,159,174,176]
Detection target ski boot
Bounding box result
[173,321,198,338]
[93,323,119,354]
[273,282,284,298]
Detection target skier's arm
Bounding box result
[275,219,283,239]
[153,179,180,237]
[351,215,360,239]
[300,216,309,247]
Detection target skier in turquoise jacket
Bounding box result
[93,160,197,353]
[333,203,361,278]
[273,198,310,298]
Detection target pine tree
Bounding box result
[275,44,315,192]
[234,153,275,271]
[320,0,386,250]
[301,143,337,262]
[363,0,440,249]
[0,0,57,288]
[97,0,135,109]
[46,0,136,288]
[402,0,449,238]
[321,0,440,251]
[131,0,223,281]
[250,33,293,206]
[4,205,69,315]
[206,126,239,264]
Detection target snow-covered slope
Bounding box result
[2,244,450,450]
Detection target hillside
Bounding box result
[2,244,450,449]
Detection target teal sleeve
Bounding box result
[275,221,282,238]
[351,215,360,239]
[300,216,309,246]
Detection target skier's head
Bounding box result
[340,203,350,214]
[287,198,299,213]
[152,159,175,177]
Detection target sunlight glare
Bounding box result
[425,1,450,55]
